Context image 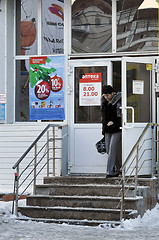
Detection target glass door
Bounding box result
[68,59,112,174]
[122,57,156,175]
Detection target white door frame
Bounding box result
[68,58,118,174]
[121,56,156,175]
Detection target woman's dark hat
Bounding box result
[102,85,114,94]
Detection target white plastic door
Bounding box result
[68,59,112,174]
[122,57,156,175]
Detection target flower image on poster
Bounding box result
[29,56,65,120]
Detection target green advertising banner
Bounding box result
[29,56,65,120]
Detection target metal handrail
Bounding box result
[12,124,60,170]
[12,124,68,216]
[122,123,150,170]
[120,123,157,221]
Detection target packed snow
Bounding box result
[0,200,159,240]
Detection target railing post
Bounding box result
[120,168,126,221]
[151,125,155,177]
[134,145,139,198]
[15,165,19,216]
[33,143,37,195]
[53,126,55,176]
[158,131,159,179]
[47,130,49,177]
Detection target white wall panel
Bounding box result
[0,123,62,193]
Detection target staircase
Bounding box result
[17,176,158,226]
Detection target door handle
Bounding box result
[124,106,134,129]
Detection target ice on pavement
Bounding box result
[0,200,159,240]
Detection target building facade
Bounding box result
[0,0,159,191]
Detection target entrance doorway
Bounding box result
[68,59,113,174]
[122,57,156,175]
[68,57,156,176]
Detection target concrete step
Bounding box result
[44,176,156,188]
[26,195,143,210]
[17,176,158,224]
[44,176,122,185]
[16,217,121,227]
[35,184,135,197]
[18,206,137,222]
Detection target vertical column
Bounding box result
[0,1,6,123]
[112,0,117,53]
[5,0,14,123]
[37,0,42,55]
[64,0,71,55]
[64,0,71,123]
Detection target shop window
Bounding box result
[16,0,38,56]
[117,0,158,52]
[71,0,112,53]
[15,0,64,122]
[15,60,30,122]
[41,0,64,55]
[16,0,64,56]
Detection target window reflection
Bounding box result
[72,0,112,53]
[72,0,158,54]
[117,0,158,52]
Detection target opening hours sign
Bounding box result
[79,73,102,106]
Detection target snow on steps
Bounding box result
[17,176,155,225]
[34,183,136,197]
[18,205,138,222]
[17,217,121,227]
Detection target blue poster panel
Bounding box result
[0,104,5,120]
[29,56,65,120]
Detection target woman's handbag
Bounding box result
[95,137,106,154]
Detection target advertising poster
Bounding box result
[42,0,64,55]
[29,56,65,120]
[21,0,64,56]
[0,104,5,120]
[79,73,102,106]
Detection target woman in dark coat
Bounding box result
[101,85,122,177]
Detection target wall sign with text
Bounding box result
[79,73,102,106]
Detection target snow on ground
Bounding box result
[0,200,159,240]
